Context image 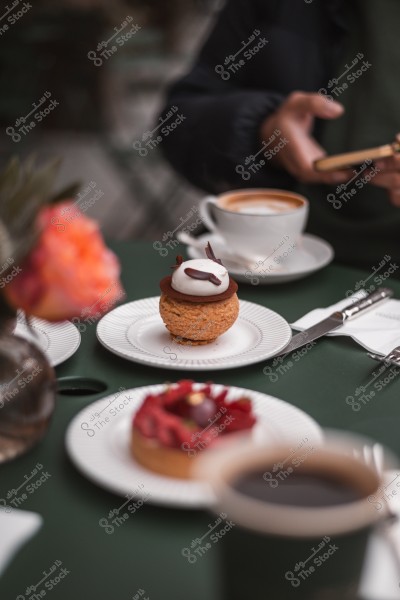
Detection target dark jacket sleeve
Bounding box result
[160,0,294,193]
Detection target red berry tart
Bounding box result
[131,380,257,479]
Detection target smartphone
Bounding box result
[314,141,400,172]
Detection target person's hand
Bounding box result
[260,91,349,185]
[370,136,400,206]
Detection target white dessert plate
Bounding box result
[65,383,323,509]
[15,315,81,367]
[186,233,334,285]
[96,297,292,371]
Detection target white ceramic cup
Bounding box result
[194,431,396,599]
[199,189,309,262]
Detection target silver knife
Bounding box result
[274,287,394,358]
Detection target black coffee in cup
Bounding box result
[195,435,391,600]
[233,469,366,507]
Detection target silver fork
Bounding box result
[368,345,400,367]
[354,443,400,572]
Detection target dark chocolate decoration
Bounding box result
[160,275,238,303]
[171,255,184,270]
[205,242,223,266]
[184,267,221,286]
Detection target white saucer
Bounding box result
[15,315,81,367]
[187,233,334,284]
[65,383,323,509]
[96,297,291,371]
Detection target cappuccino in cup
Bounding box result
[199,189,308,262]
[219,192,304,216]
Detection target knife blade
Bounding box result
[274,287,394,358]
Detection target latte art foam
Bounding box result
[221,195,302,215]
[236,200,294,215]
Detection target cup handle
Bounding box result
[199,196,218,233]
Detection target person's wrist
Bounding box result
[259,114,287,171]
[260,113,276,144]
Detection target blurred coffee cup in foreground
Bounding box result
[195,431,397,600]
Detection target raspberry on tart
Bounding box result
[131,380,257,479]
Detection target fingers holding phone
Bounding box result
[260,92,349,185]
[262,93,400,205]
[314,135,400,206]
[371,151,400,206]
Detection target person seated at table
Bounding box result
[160,0,400,272]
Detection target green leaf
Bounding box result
[7,158,61,229]
[0,220,13,266]
[0,156,63,267]
[23,153,37,178]
[0,157,20,209]
[50,181,82,203]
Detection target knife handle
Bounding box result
[340,288,393,321]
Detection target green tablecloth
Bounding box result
[1,240,400,600]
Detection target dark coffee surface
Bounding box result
[232,469,364,507]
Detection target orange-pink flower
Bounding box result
[4,201,125,322]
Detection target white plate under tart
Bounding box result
[65,383,323,509]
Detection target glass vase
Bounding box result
[0,314,56,463]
